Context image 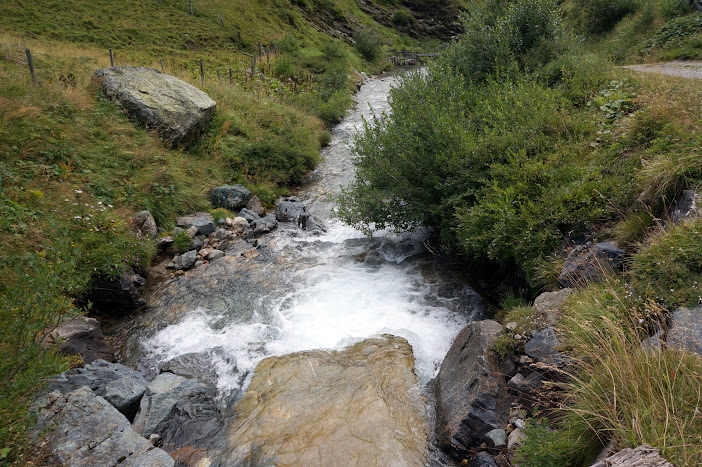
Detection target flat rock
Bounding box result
[224,335,428,466]
[206,249,225,261]
[209,184,252,211]
[32,387,173,466]
[41,317,115,364]
[434,320,509,457]
[94,66,215,148]
[667,305,702,357]
[558,242,625,288]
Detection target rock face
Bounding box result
[94,67,216,148]
[558,242,625,288]
[47,359,148,420]
[667,305,702,357]
[670,189,702,223]
[41,317,115,364]
[209,184,252,211]
[88,269,146,314]
[434,320,509,457]
[33,387,174,466]
[133,210,158,237]
[224,336,428,466]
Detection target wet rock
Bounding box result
[250,214,278,235]
[670,189,702,223]
[225,336,428,466]
[94,66,215,148]
[206,249,225,261]
[667,305,702,357]
[41,317,115,364]
[238,207,260,223]
[174,250,197,270]
[468,452,498,467]
[434,320,509,457]
[246,195,265,216]
[133,210,158,237]
[88,269,146,314]
[47,360,149,420]
[276,196,307,223]
[176,212,216,236]
[590,444,673,467]
[209,184,252,211]
[558,242,625,288]
[161,352,221,387]
[224,238,255,257]
[524,327,567,366]
[32,387,174,466]
[133,373,224,457]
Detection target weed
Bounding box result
[171,231,194,255]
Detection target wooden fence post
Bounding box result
[159,58,165,72]
[200,59,204,87]
[109,48,114,66]
[25,49,37,85]
[189,0,193,15]
[220,14,224,27]
[251,56,255,82]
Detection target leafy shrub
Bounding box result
[660,0,694,19]
[641,14,702,51]
[210,207,234,222]
[277,33,300,56]
[171,231,193,254]
[575,0,641,34]
[274,57,300,80]
[354,30,383,62]
[321,40,347,63]
[392,10,416,28]
[630,217,702,308]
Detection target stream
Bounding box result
[113,72,485,407]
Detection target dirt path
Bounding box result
[623,61,702,80]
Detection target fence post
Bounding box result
[189,0,193,15]
[251,56,255,82]
[216,69,221,80]
[200,59,204,87]
[220,14,224,27]
[159,58,165,72]
[25,49,37,85]
[109,48,114,67]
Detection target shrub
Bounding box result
[171,231,193,254]
[392,10,416,28]
[277,33,300,56]
[210,207,234,222]
[354,30,383,62]
[660,0,694,19]
[321,40,347,63]
[576,0,641,34]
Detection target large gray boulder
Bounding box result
[558,242,625,288]
[32,387,174,466]
[47,359,149,420]
[94,66,216,148]
[41,317,115,364]
[434,320,510,457]
[209,184,252,211]
[667,305,702,357]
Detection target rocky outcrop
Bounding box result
[32,387,174,466]
[88,269,146,314]
[434,320,510,457]
[666,304,702,357]
[209,184,252,211]
[670,189,702,223]
[558,242,625,288]
[47,359,148,420]
[94,67,216,148]
[224,336,428,466]
[41,317,115,364]
[133,210,158,237]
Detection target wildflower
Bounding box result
[74,215,82,219]
[108,204,113,208]
[75,190,82,194]
[64,198,69,202]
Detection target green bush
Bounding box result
[171,231,193,254]
[575,0,641,34]
[277,33,300,56]
[392,10,416,28]
[321,39,348,63]
[354,30,383,62]
[660,0,694,19]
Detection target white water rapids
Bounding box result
[123,74,483,399]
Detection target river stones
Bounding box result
[94,67,216,148]
[224,335,428,466]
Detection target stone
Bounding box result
[246,195,265,216]
[174,250,197,270]
[225,336,428,466]
[533,288,573,315]
[176,212,216,236]
[87,269,146,314]
[523,327,567,366]
[667,305,702,357]
[94,66,215,148]
[434,320,510,456]
[157,236,174,250]
[468,452,498,467]
[186,226,198,238]
[160,352,221,387]
[32,387,174,466]
[209,184,252,211]
[670,189,702,223]
[133,373,223,456]
[41,317,115,364]
[250,214,278,235]
[276,197,308,224]
[508,372,545,394]
[133,210,158,237]
[507,428,526,451]
[191,236,203,252]
[231,216,249,233]
[194,260,205,268]
[485,428,506,448]
[206,249,225,261]
[47,360,149,420]
[641,330,663,352]
[590,444,673,467]
[558,242,625,288]
[238,208,260,223]
[213,227,228,240]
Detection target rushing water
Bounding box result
[116,73,484,400]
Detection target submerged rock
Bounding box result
[94,66,216,148]
[32,387,174,466]
[434,320,509,457]
[224,335,428,466]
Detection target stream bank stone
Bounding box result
[41,317,115,364]
[225,335,428,466]
[94,67,215,148]
[209,184,252,211]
